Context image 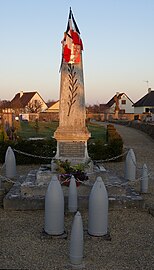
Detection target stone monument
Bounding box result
[54,8,91,164]
[3,9,143,211]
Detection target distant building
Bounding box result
[11,91,48,113]
[133,88,154,114]
[106,92,134,114]
[46,100,59,113]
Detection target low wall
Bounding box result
[39,112,59,122]
[87,113,139,121]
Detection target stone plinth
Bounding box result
[54,62,91,163]
[3,164,144,210]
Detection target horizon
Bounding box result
[0,0,154,104]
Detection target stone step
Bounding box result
[3,176,143,211]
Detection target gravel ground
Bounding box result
[0,124,154,270]
[0,209,154,270]
[104,124,154,206]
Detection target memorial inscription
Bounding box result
[59,142,85,157]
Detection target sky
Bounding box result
[0,0,154,105]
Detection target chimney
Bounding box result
[148,88,151,93]
[20,91,24,98]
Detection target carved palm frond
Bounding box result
[67,64,78,116]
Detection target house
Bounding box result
[11,91,48,114]
[133,88,154,114]
[106,92,134,114]
[46,100,59,113]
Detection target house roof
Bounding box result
[106,92,134,108]
[46,101,58,108]
[106,93,124,107]
[11,92,37,108]
[46,100,59,112]
[133,90,154,107]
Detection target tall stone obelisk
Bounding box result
[54,8,91,164]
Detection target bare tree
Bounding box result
[86,104,100,113]
[26,100,43,113]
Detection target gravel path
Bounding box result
[0,124,154,270]
[104,124,154,206]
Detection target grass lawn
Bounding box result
[17,121,106,141]
[17,121,59,140]
[87,122,106,143]
[1,122,123,164]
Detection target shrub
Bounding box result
[88,139,108,160]
[106,124,123,160]
[0,124,123,164]
[0,126,8,142]
[88,125,123,161]
[0,138,57,165]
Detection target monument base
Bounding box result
[54,126,91,165]
[53,140,91,166]
[3,164,144,211]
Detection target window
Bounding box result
[119,109,125,114]
[121,100,126,104]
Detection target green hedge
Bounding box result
[88,124,123,161]
[0,124,123,164]
[0,139,57,165]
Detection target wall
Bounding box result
[36,112,150,123]
[29,113,39,121]
[87,113,135,121]
[39,112,59,122]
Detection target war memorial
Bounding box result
[0,8,154,270]
[1,8,143,211]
